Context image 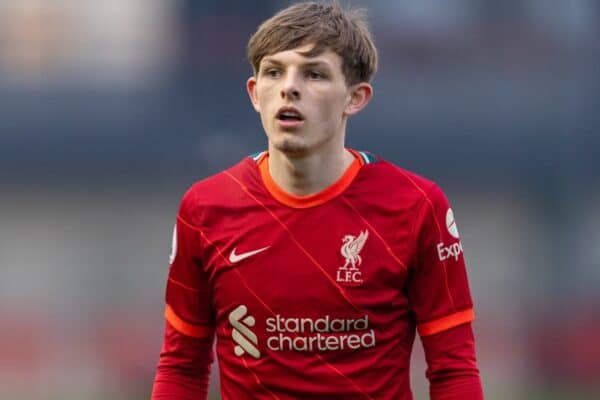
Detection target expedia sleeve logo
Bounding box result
[168,225,177,265]
[445,208,460,239]
[436,208,464,261]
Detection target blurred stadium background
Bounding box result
[1,0,599,399]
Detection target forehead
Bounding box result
[260,43,342,69]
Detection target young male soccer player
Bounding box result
[152,1,484,399]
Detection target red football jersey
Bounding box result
[162,149,476,399]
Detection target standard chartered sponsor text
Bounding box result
[265,314,376,352]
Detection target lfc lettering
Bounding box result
[336,268,363,284]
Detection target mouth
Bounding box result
[276,107,305,122]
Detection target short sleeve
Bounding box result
[408,184,475,337]
[163,197,214,339]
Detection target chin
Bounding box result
[272,138,310,156]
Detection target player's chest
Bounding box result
[201,205,415,313]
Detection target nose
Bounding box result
[280,71,301,100]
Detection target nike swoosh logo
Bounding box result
[229,246,270,263]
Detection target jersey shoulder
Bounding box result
[178,155,261,224]
[358,153,442,203]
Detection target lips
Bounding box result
[276,106,304,121]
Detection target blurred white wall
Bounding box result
[0,0,176,86]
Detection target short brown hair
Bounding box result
[247,1,378,86]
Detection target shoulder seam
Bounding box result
[177,213,204,233]
[409,183,438,241]
[408,183,439,272]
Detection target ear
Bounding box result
[246,76,261,112]
[343,82,373,116]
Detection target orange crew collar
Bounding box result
[257,149,364,208]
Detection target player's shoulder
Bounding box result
[178,154,260,218]
[359,151,442,200]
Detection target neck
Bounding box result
[267,146,355,196]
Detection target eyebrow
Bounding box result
[261,58,332,69]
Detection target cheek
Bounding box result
[256,89,273,121]
[316,93,347,121]
[255,82,272,103]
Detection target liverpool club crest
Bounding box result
[336,230,369,285]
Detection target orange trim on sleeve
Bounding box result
[417,308,474,337]
[164,304,212,339]
[258,148,362,208]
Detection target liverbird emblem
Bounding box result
[340,230,369,270]
[337,230,369,285]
